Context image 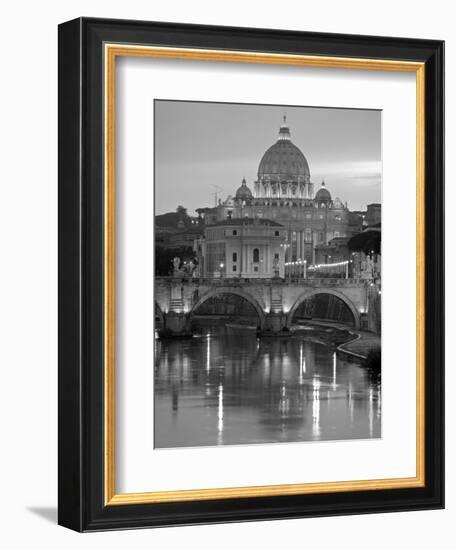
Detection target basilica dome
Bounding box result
[257,117,310,182]
[235,178,253,201]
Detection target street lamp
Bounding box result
[280,242,290,280]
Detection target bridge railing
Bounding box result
[155,276,369,287]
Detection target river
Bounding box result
[154,326,381,448]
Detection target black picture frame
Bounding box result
[58,17,444,531]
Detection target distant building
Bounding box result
[365,203,381,227]
[314,236,351,265]
[195,218,286,278]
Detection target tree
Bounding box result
[155,245,195,276]
[348,230,381,256]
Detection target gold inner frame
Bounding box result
[104,44,426,506]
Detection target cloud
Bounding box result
[311,160,382,177]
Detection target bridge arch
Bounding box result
[189,288,266,330]
[286,288,360,329]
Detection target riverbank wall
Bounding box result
[291,321,380,366]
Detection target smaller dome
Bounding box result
[315,180,331,201]
[235,178,253,201]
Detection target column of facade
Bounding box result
[287,230,291,262]
[296,231,301,260]
[244,244,248,276]
[239,241,244,277]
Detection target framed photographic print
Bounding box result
[58,17,444,531]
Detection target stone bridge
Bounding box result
[155,277,380,335]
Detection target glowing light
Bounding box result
[368,387,374,437]
[312,375,321,437]
[299,344,304,383]
[206,333,211,373]
[308,260,349,270]
[217,383,224,443]
[349,382,354,420]
[279,383,290,416]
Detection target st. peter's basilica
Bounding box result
[193,116,374,277]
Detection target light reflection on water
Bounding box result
[154,327,381,449]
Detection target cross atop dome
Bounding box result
[278,114,291,141]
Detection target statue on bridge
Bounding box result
[273,255,280,278]
[172,256,181,276]
[172,256,199,278]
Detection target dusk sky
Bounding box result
[154,100,381,215]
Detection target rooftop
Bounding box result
[169,226,205,236]
[206,217,284,228]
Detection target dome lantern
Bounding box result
[278,114,291,141]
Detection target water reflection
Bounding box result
[154,327,381,449]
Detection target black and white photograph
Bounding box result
[153,100,382,449]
